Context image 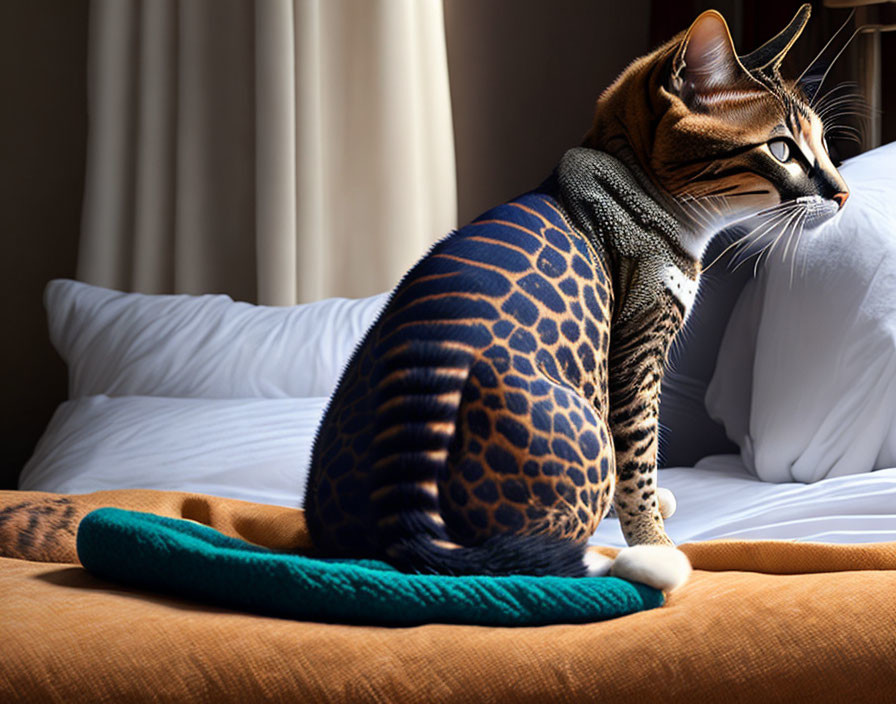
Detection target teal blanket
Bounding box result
[76,508,664,626]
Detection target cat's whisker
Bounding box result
[752,226,786,277]
[821,110,872,123]
[825,131,863,145]
[678,194,720,232]
[797,9,856,89]
[678,198,710,231]
[817,103,869,121]
[696,197,728,228]
[683,195,716,222]
[825,120,865,131]
[684,189,722,204]
[788,211,809,288]
[719,216,789,273]
[724,203,800,242]
[816,79,860,94]
[702,203,800,272]
[815,84,866,101]
[825,128,864,144]
[815,94,869,116]
[818,114,869,133]
[775,207,805,255]
[754,207,803,276]
[781,207,802,263]
[728,207,800,273]
[812,81,861,110]
[826,121,865,131]
[817,98,867,115]
[810,26,867,108]
[679,192,794,242]
[751,202,798,218]
[826,126,864,139]
[787,211,807,287]
[800,220,814,279]
[777,206,807,284]
[728,200,795,223]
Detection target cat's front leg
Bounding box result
[607,345,673,547]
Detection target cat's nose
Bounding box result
[832,192,848,210]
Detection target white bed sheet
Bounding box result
[19,395,330,509]
[22,394,896,547]
[590,454,896,547]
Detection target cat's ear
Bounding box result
[670,11,752,107]
[740,4,810,76]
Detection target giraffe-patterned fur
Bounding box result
[304,6,848,584]
[305,190,622,576]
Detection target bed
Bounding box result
[4,142,896,702]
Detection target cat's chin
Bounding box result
[797,195,841,230]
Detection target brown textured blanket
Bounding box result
[2,489,895,703]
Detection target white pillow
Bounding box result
[46,279,389,399]
[19,395,329,506]
[706,141,896,482]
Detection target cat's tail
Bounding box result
[369,339,587,578]
[386,532,589,578]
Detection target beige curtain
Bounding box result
[79,0,456,304]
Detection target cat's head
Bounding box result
[584,4,848,254]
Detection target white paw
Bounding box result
[657,487,676,519]
[609,545,691,592]
[583,550,614,577]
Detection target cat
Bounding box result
[303,4,848,592]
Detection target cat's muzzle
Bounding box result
[797,195,840,229]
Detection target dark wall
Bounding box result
[444,0,651,225]
[0,1,89,488]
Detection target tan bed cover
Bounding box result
[1,489,894,703]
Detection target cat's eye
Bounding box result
[768,139,790,163]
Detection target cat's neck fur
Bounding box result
[554,147,700,323]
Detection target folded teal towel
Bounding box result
[77,508,663,626]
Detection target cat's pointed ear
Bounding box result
[670,11,751,107]
[740,4,811,75]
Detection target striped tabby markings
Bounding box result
[373,510,449,530]
[465,235,533,256]
[370,421,456,454]
[379,316,488,342]
[430,254,520,276]
[370,478,440,504]
[378,391,461,414]
[426,511,446,526]
[508,200,561,228]
[696,88,767,108]
[431,539,461,550]
[371,425,403,444]
[470,220,551,240]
